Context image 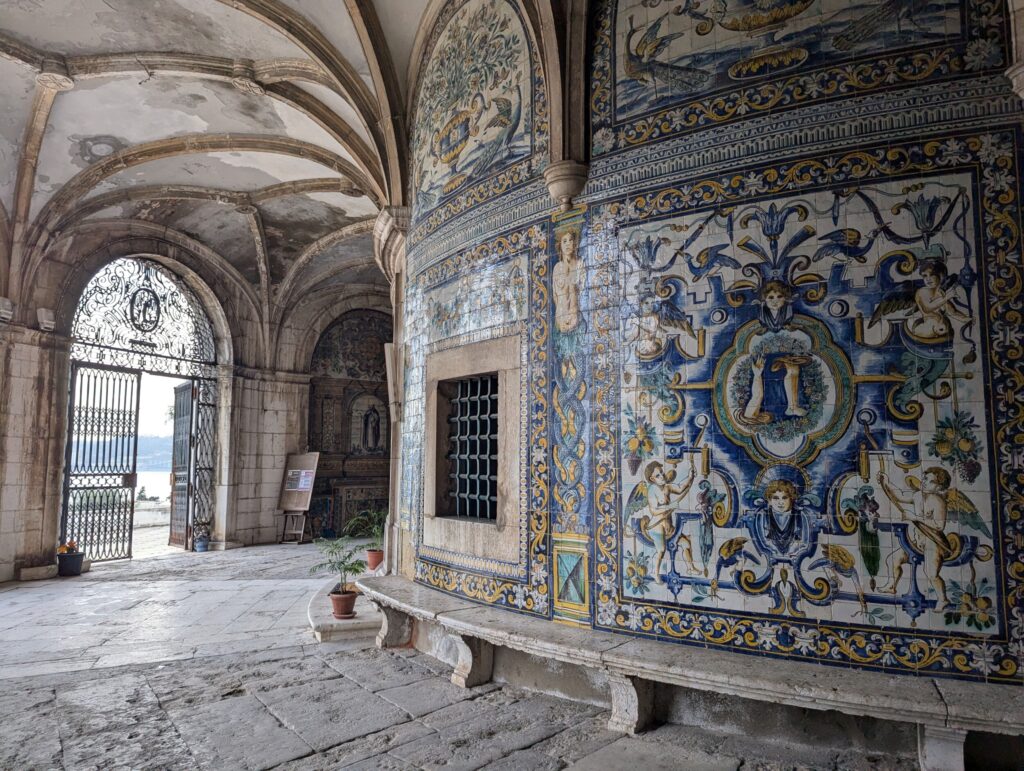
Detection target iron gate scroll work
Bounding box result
[61,258,219,561]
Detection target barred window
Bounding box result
[438,374,499,520]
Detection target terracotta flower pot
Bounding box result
[329,590,357,619]
[366,549,384,570]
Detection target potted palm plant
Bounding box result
[343,507,387,570]
[309,538,366,619]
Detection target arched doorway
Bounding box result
[307,309,392,539]
[60,257,219,560]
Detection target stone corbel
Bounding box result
[606,673,655,734]
[543,160,589,212]
[449,634,494,689]
[374,604,413,649]
[0,298,13,324]
[917,725,966,771]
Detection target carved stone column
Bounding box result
[373,206,410,576]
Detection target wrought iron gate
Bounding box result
[60,364,141,562]
[61,257,220,560]
[169,383,193,548]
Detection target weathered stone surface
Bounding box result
[168,695,313,770]
[377,675,495,718]
[147,649,343,708]
[481,749,565,770]
[256,678,411,751]
[62,711,199,771]
[530,714,623,765]
[0,688,63,770]
[321,647,434,692]
[568,736,742,771]
[274,721,435,770]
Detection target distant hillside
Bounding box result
[71,435,174,472]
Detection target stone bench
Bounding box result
[357,574,1024,771]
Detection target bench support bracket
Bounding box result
[375,605,413,649]
[607,673,655,734]
[450,634,494,688]
[918,725,966,771]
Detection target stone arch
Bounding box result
[43,240,241,556]
[277,286,391,374]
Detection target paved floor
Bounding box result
[0,546,912,770]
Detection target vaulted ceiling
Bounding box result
[0,0,434,329]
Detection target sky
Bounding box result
[139,373,188,436]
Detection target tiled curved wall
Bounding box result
[403,0,1024,685]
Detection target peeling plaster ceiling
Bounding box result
[32,74,354,216]
[2,0,308,59]
[0,60,36,213]
[0,0,437,322]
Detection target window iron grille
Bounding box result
[442,374,499,521]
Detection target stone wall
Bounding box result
[0,327,69,581]
[228,371,310,546]
[401,0,1024,687]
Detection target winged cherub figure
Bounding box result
[876,466,986,608]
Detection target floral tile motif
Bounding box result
[409,0,548,246]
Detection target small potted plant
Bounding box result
[56,539,85,577]
[309,538,366,619]
[193,519,211,552]
[343,507,387,570]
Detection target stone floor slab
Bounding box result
[255,678,412,751]
[376,675,495,718]
[274,721,436,770]
[567,735,742,771]
[322,648,436,693]
[0,688,63,770]
[168,694,312,770]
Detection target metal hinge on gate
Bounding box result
[122,473,137,488]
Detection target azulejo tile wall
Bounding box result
[404,0,1024,683]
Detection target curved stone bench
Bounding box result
[357,574,1024,771]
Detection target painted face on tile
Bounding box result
[560,231,578,259]
[768,489,793,515]
[765,288,787,312]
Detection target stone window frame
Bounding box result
[422,333,522,564]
